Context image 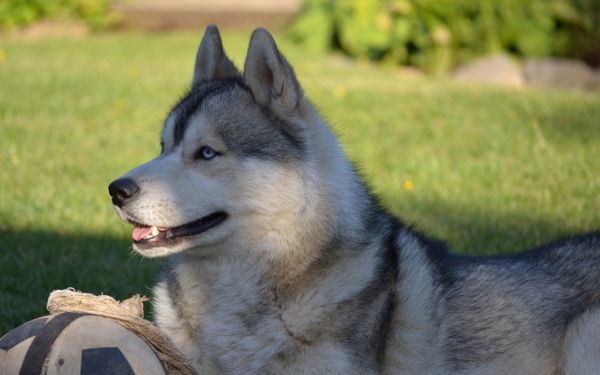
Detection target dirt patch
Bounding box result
[1,20,89,40]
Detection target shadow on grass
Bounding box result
[2,204,597,334]
[391,195,597,256]
[535,108,600,144]
[0,230,161,334]
[438,213,577,255]
[433,211,576,255]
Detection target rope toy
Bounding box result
[47,288,196,375]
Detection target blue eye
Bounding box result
[195,146,217,160]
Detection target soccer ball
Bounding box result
[0,313,168,375]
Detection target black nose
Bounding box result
[108,178,139,207]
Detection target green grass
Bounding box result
[1,30,599,333]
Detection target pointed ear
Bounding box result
[192,25,240,86]
[243,28,303,117]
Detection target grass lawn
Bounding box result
[1,30,599,333]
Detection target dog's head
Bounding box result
[109,26,338,258]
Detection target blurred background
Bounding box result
[1,0,599,333]
[2,0,599,84]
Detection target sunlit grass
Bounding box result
[1,30,599,332]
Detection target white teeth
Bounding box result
[144,226,160,240]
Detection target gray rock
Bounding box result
[523,59,600,90]
[452,55,524,87]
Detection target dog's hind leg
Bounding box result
[562,306,600,375]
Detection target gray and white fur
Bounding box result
[109,25,600,374]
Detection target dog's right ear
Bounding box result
[192,25,240,86]
[243,28,302,118]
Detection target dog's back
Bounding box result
[386,231,600,374]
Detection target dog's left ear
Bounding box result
[192,24,240,85]
[243,28,303,117]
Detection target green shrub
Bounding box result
[288,0,600,73]
[570,0,600,66]
[0,0,118,30]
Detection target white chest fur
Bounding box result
[152,255,370,374]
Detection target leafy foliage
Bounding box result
[288,0,600,73]
[0,0,118,30]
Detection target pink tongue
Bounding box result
[132,226,153,241]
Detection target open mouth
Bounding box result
[130,212,228,247]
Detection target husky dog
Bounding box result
[109,25,600,374]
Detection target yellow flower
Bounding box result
[432,26,451,45]
[128,65,140,78]
[110,98,128,118]
[0,49,6,64]
[376,13,392,32]
[334,85,347,98]
[389,1,412,16]
[9,145,18,165]
[403,179,414,191]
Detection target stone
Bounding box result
[523,58,600,91]
[452,55,524,87]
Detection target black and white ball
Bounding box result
[0,313,167,375]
